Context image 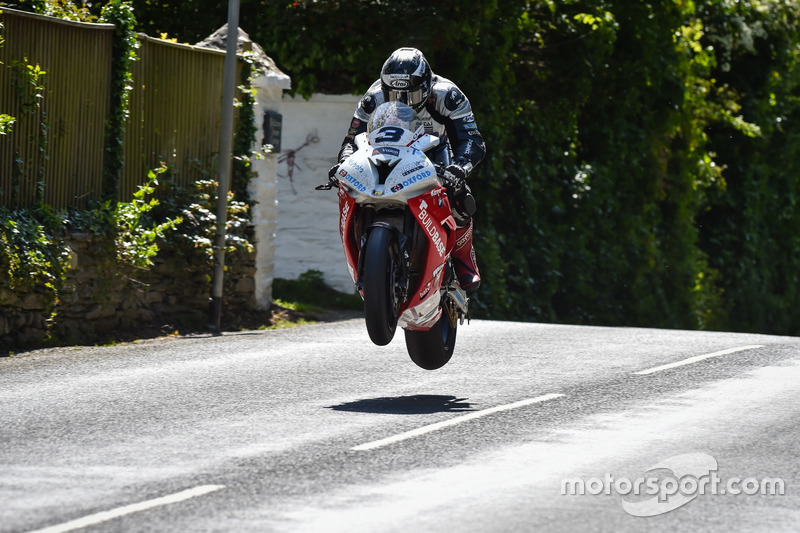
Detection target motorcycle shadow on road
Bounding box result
[328,395,473,415]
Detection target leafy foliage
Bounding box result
[231,52,261,202]
[0,114,13,134]
[67,162,252,270]
[14,0,98,21]
[99,0,138,201]
[8,55,48,205]
[65,165,185,272]
[0,163,250,331]
[0,206,69,307]
[695,0,800,333]
[239,0,800,333]
[146,169,253,263]
[126,0,226,44]
[0,14,15,135]
[111,165,182,269]
[9,0,800,334]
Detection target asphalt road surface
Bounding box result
[2,318,799,532]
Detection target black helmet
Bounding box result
[380,47,432,111]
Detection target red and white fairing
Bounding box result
[336,118,457,330]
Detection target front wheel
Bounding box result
[404,311,457,370]
[362,226,400,346]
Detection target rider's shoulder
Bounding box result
[357,80,386,116]
[429,76,469,113]
[430,74,458,91]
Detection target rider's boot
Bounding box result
[452,219,481,291]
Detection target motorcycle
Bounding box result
[317,102,469,370]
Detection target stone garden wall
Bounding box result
[0,231,255,350]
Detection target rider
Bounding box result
[329,47,486,291]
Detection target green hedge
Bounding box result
[238,0,800,334]
[22,0,800,334]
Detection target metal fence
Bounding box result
[123,34,239,201]
[0,8,237,209]
[0,9,113,208]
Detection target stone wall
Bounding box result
[0,231,256,350]
[0,290,51,348]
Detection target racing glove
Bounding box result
[439,163,476,220]
[441,164,468,194]
[315,163,341,191]
[328,163,341,185]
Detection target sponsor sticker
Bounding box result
[417,205,446,257]
[373,147,401,157]
[342,173,366,192]
[401,163,425,176]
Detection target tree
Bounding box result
[98,0,800,333]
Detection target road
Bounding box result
[2,318,799,532]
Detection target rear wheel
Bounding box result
[363,226,400,345]
[404,309,457,370]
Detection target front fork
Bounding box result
[355,207,413,305]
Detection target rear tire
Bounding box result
[404,311,457,370]
[363,226,400,346]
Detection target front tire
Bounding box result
[404,311,457,370]
[363,226,400,346]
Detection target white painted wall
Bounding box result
[273,93,361,293]
[248,70,291,309]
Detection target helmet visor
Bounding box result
[386,86,427,108]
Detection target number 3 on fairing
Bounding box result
[375,126,404,143]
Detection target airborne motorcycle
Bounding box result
[317,102,469,370]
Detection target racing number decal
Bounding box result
[374,126,405,143]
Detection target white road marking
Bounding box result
[352,393,565,451]
[634,345,765,375]
[25,485,225,533]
